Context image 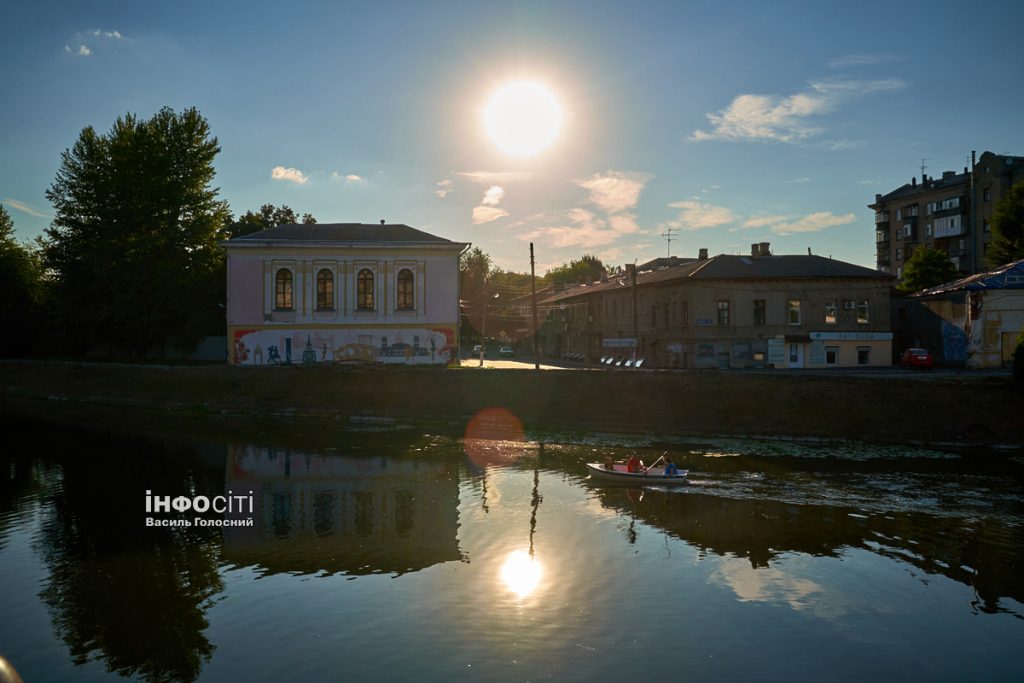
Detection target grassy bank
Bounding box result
[2,360,1021,449]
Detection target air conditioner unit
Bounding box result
[843,301,856,310]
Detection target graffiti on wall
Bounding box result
[941,319,967,362]
[231,327,456,366]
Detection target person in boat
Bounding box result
[604,455,614,470]
[626,454,642,473]
[663,458,679,476]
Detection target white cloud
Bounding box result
[742,214,792,229]
[66,44,91,57]
[91,29,123,39]
[784,177,811,184]
[481,185,505,206]
[665,200,737,231]
[472,186,508,224]
[513,206,641,249]
[2,198,50,218]
[345,174,363,182]
[691,79,905,144]
[472,206,510,224]
[435,179,453,198]
[455,170,533,183]
[271,166,309,184]
[768,211,856,235]
[828,53,903,69]
[608,213,640,234]
[574,171,652,213]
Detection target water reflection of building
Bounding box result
[223,445,462,576]
[595,488,1024,615]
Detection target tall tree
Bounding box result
[0,205,45,355]
[987,181,1024,268]
[898,247,959,293]
[44,107,230,355]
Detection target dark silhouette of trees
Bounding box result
[43,107,230,356]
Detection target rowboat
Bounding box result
[586,462,689,485]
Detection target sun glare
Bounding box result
[484,81,563,157]
[499,550,542,598]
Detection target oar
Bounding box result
[645,452,666,473]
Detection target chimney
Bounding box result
[807,247,812,255]
[912,176,917,187]
[380,219,385,226]
[751,243,760,257]
[875,193,882,204]
[698,248,708,260]
[759,242,771,257]
[942,170,955,181]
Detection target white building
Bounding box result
[224,223,468,365]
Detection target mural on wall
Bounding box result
[941,319,968,363]
[230,327,456,366]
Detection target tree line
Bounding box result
[1,107,317,358]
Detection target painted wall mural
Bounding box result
[230,327,456,366]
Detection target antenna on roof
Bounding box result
[920,158,930,178]
[660,227,677,257]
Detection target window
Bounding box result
[397,268,414,310]
[926,223,932,237]
[275,268,293,310]
[316,269,334,310]
[896,208,902,220]
[856,299,869,324]
[983,219,990,233]
[787,299,801,325]
[753,299,766,326]
[717,300,730,326]
[983,187,991,202]
[357,268,375,310]
[824,301,837,324]
[896,248,902,261]
[682,301,689,327]
[663,302,669,327]
[825,346,839,365]
[857,347,871,365]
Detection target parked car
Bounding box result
[499,346,515,357]
[900,348,933,370]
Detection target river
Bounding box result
[1,412,1022,681]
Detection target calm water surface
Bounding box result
[1,414,1022,682]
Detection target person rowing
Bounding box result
[663,457,679,476]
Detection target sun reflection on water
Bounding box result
[499,550,542,599]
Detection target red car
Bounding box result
[900,348,934,370]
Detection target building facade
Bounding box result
[870,151,1024,281]
[894,258,1024,368]
[538,244,893,369]
[224,223,468,365]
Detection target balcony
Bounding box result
[874,212,890,224]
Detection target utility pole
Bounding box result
[530,242,540,370]
[479,276,487,367]
[630,261,638,364]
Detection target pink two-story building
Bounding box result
[224,223,468,365]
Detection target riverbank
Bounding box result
[2,360,1021,450]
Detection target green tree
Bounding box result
[987,181,1024,268]
[44,107,231,356]
[0,205,46,355]
[227,204,316,238]
[544,254,607,287]
[898,247,959,293]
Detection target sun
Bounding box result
[484,81,563,157]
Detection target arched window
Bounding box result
[357,268,374,310]
[397,268,414,310]
[316,269,334,310]
[275,269,293,310]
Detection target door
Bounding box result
[788,343,804,368]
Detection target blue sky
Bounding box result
[3,0,1023,273]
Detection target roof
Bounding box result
[539,254,890,304]
[226,223,463,246]
[870,172,969,207]
[914,258,1024,296]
